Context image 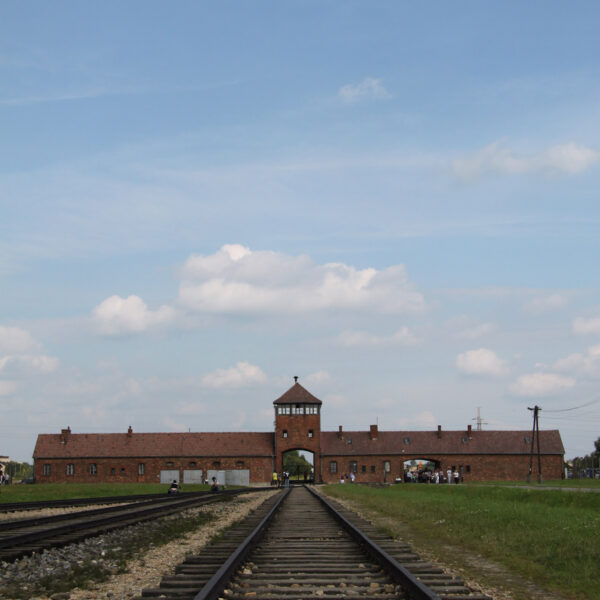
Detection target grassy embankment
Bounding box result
[324,483,599,600]
[0,482,211,503]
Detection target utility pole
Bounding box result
[526,405,543,483]
[472,407,488,431]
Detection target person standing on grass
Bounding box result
[350,472,355,483]
[453,469,460,484]
[447,467,452,483]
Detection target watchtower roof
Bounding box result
[273,382,322,405]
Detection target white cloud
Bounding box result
[201,361,267,389]
[179,245,425,315]
[305,370,331,386]
[573,315,600,335]
[554,345,600,377]
[337,327,417,347]
[338,77,391,104]
[456,322,496,340]
[452,141,599,179]
[0,325,40,354]
[509,372,576,397]
[0,380,20,396]
[524,293,568,314]
[92,295,176,336]
[392,410,437,429]
[456,348,508,377]
[0,354,59,374]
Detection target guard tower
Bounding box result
[273,377,322,482]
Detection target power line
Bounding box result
[543,396,600,413]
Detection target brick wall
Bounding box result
[320,453,563,483]
[34,455,274,485]
[275,412,321,481]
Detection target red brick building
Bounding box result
[33,381,564,484]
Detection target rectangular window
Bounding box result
[349,461,357,473]
[278,406,290,415]
[89,463,97,475]
[43,464,51,476]
[384,461,391,473]
[66,464,74,476]
[282,429,288,438]
[138,463,145,475]
[110,467,115,475]
[292,404,304,415]
[370,465,375,473]
[308,429,314,438]
[306,405,318,414]
[466,465,471,473]
[361,465,366,473]
[329,461,337,474]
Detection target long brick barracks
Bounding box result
[33,381,564,484]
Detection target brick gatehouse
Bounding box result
[33,380,564,484]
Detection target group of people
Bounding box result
[271,471,291,488]
[404,468,461,484]
[339,472,356,484]
[167,476,221,495]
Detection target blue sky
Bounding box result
[2,2,600,463]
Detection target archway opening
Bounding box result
[282,449,314,482]
[403,458,441,483]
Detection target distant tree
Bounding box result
[1,461,33,482]
[282,450,313,479]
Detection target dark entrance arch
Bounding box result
[282,449,314,483]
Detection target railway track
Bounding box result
[0,490,218,513]
[136,486,491,600]
[0,489,260,563]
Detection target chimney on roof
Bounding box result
[294,376,298,383]
[338,425,343,439]
[437,425,442,439]
[467,424,472,437]
[127,425,133,437]
[370,424,378,440]
[60,426,71,444]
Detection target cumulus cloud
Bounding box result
[179,245,425,315]
[509,372,575,397]
[337,327,417,347]
[338,77,391,104]
[0,325,40,354]
[524,293,568,314]
[554,345,600,377]
[201,361,267,389]
[92,295,176,336]
[452,141,599,180]
[573,315,600,335]
[456,348,508,376]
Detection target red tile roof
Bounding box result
[33,432,274,459]
[273,382,322,405]
[320,429,564,456]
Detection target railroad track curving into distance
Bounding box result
[0,488,266,563]
[136,486,492,600]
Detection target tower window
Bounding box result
[282,430,288,438]
[308,429,314,438]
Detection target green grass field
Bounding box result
[473,478,600,489]
[0,482,211,503]
[324,483,600,600]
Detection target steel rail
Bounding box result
[192,488,290,600]
[306,486,442,600]
[0,491,208,513]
